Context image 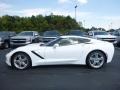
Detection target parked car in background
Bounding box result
[6,36,114,70]
[112,30,120,46]
[42,30,61,43]
[66,30,87,37]
[10,31,41,48]
[88,31,117,44]
[107,29,115,35]
[0,31,16,49]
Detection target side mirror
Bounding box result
[114,33,119,36]
[53,44,59,48]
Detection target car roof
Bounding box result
[89,31,106,33]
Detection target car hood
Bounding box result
[11,36,33,39]
[0,36,5,39]
[6,43,44,57]
[15,43,44,51]
[95,35,116,38]
[0,36,5,38]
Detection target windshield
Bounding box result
[44,37,90,46]
[45,37,61,46]
[0,32,9,36]
[94,31,109,35]
[69,31,84,36]
[43,31,60,37]
[18,32,33,36]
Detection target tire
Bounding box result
[86,51,106,69]
[4,42,9,49]
[11,52,31,70]
[117,42,120,47]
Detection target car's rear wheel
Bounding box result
[86,51,106,69]
[11,52,31,70]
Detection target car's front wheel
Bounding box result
[11,52,31,70]
[86,51,106,69]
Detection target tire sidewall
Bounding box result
[86,51,106,69]
[11,52,31,70]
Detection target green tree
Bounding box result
[0,14,84,33]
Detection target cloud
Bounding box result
[102,16,120,21]
[58,0,69,4]
[0,2,12,11]
[83,15,120,30]
[15,8,91,19]
[77,0,88,4]
[18,8,50,16]
[101,16,120,30]
[53,10,91,18]
[58,0,88,5]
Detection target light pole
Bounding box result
[75,5,78,21]
[83,20,85,27]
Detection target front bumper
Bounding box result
[6,53,12,66]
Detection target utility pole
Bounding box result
[75,5,78,21]
[83,20,85,27]
[110,22,113,29]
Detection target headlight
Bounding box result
[26,38,31,43]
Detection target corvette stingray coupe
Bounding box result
[6,36,114,70]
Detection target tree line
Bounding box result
[0,15,85,33]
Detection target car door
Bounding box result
[44,38,83,64]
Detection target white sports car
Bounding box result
[6,36,114,70]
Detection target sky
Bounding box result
[0,0,120,30]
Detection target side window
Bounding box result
[114,31,119,36]
[70,38,90,44]
[58,39,72,46]
[70,38,80,44]
[79,38,90,43]
[88,32,93,36]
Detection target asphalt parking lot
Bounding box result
[0,47,120,90]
